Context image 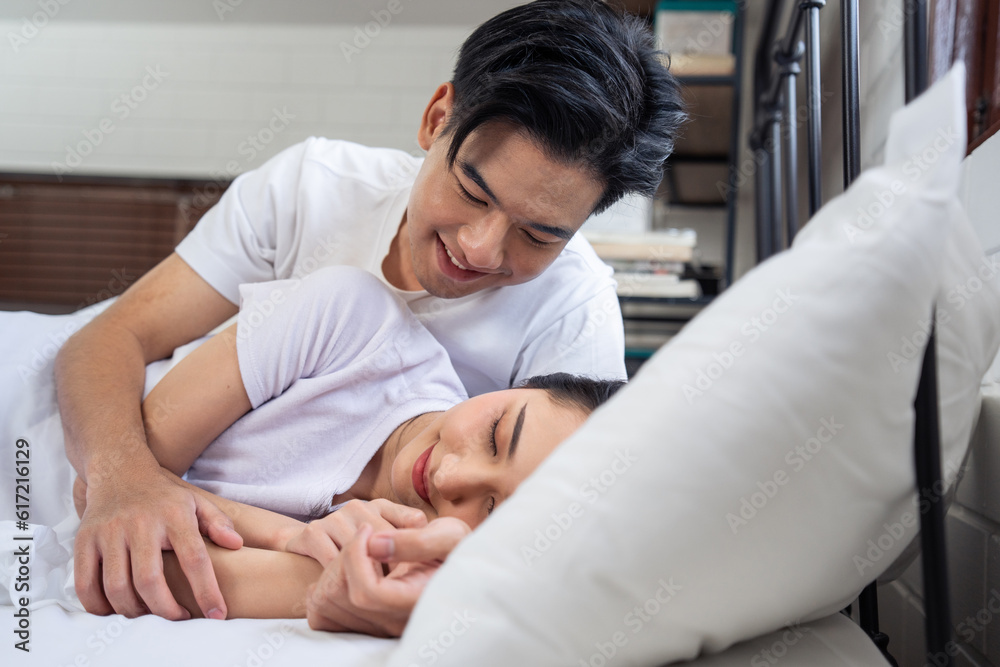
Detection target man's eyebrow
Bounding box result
[525,221,574,241]
[459,160,499,205]
[458,160,575,241]
[508,403,527,462]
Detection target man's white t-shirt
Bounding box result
[185,266,468,520]
[175,138,626,396]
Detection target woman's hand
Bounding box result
[283,499,427,566]
[305,517,471,637]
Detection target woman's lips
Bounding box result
[412,444,434,504]
[436,235,489,282]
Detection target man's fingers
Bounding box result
[194,495,243,551]
[307,602,386,636]
[100,541,147,618]
[169,532,226,620]
[306,609,350,633]
[73,539,113,615]
[130,539,191,621]
[369,516,471,563]
[305,560,382,635]
[342,526,382,602]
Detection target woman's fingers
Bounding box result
[368,499,429,529]
[290,523,341,567]
[368,516,471,563]
[291,499,425,565]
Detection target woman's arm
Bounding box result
[142,322,251,476]
[163,540,323,619]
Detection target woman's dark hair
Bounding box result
[517,372,625,414]
[444,0,686,214]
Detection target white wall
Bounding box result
[0,19,476,179]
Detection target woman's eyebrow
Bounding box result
[508,403,527,462]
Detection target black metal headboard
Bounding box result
[750,1,951,665]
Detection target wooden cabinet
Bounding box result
[0,175,225,312]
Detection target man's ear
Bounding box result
[417,82,455,151]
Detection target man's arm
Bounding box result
[56,253,242,621]
[75,472,306,555]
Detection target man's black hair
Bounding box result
[445,0,686,214]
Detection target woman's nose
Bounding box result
[433,452,489,501]
[456,213,505,271]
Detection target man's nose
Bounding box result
[456,213,505,271]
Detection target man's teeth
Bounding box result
[446,247,469,271]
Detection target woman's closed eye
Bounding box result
[486,414,502,515]
[488,415,501,456]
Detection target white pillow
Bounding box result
[389,64,1000,666]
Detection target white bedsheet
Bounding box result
[0,306,889,666]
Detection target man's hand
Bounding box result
[283,499,427,566]
[73,465,243,621]
[306,517,471,637]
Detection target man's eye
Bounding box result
[522,230,550,248]
[458,185,487,207]
[487,497,496,515]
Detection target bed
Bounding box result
[2,1,994,665]
[0,302,895,663]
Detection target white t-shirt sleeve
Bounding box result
[236,266,413,408]
[176,140,313,304]
[513,282,627,383]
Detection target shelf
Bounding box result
[619,0,744,378]
[676,74,737,87]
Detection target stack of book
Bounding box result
[654,1,736,68]
[583,229,701,299]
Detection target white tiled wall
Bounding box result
[0,21,470,179]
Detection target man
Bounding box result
[56,0,683,634]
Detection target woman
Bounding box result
[7,265,623,623]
